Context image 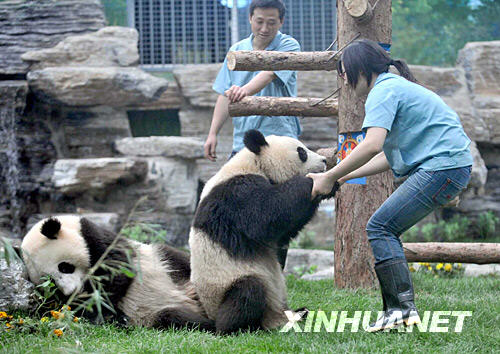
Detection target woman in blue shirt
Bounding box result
[308,39,473,332]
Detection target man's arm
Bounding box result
[204,95,230,161]
[225,71,277,102]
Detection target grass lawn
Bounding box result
[1,273,499,353]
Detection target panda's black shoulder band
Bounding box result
[41,218,61,239]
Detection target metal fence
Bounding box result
[127,0,337,67]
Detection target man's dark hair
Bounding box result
[249,0,286,21]
[338,39,418,88]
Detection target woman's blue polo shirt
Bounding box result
[362,72,473,177]
[213,32,302,152]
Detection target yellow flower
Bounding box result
[409,266,416,272]
[0,312,7,319]
[53,329,63,337]
[436,263,444,270]
[427,266,432,271]
[5,322,12,328]
[17,319,24,325]
[444,263,453,272]
[61,305,71,311]
[41,317,49,323]
[51,310,64,320]
[73,317,79,323]
[457,263,462,268]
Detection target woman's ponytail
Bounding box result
[391,59,418,84]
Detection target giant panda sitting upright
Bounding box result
[21,215,214,330]
[189,129,338,334]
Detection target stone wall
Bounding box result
[0,0,106,75]
[1,0,499,246]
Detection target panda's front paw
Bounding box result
[320,181,340,200]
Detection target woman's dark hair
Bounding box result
[338,39,418,88]
[250,0,286,21]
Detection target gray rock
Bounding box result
[458,196,500,217]
[284,249,334,276]
[131,81,183,110]
[22,27,139,70]
[301,267,334,281]
[464,141,488,197]
[196,136,234,183]
[300,200,336,249]
[0,240,35,311]
[27,67,169,107]
[457,41,500,144]
[141,157,200,214]
[52,158,147,195]
[115,137,204,159]
[173,64,221,107]
[298,71,338,98]
[463,264,500,277]
[57,106,132,158]
[0,0,106,75]
[27,213,120,233]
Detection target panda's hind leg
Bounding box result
[215,275,267,334]
[153,307,215,331]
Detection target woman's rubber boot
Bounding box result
[366,259,421,332]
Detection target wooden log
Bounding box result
[344,0,374,24]
[404,243,500,264]
[335,0,393,289]
[228,96,338,117]
[226,50,339,71]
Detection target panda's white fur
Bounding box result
[22,215,213,330]
[190,130,332,333]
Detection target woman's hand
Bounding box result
[307,172,337,199]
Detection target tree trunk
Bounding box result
[227,50,339,71]
[228,97,338,117]
[335,0,393,289]
[404,243,500,264]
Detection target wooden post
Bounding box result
[227,51,339,71]
[335,0,393,289]
[228,97,338,117]
[403,243,500,264]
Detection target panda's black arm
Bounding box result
[194,174,319,258]
[267,176,321,244]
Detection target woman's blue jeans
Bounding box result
[367,166,472,265]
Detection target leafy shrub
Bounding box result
[475,211,499,240]
[120,223,167,244]
[290,230,317,249]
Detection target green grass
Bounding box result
[1,273,499,353]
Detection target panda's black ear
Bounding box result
[244,129,268,155]
[40,218,61,239]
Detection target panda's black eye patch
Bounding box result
[297,147,308,162]
[58,262,75,274]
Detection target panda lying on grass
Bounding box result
[190,130,339,334]
[21,215,214,330]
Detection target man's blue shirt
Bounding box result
[362,72,473,177]
[213,31,302,152]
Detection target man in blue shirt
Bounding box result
[204,0,301,160]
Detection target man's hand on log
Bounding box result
[225,85,250,103]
